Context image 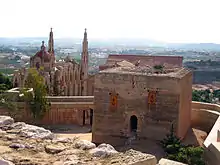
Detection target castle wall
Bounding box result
[191,101,220,132]
[178,71,193,139]
[92,72,185,145]
[0,101,94,126]
[190,102,220,165]
[87,75,95,95]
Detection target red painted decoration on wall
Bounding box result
[109,93,118,110]
[148,91,156,104]
[111,95,117,106]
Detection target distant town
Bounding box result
[1,38,220,87]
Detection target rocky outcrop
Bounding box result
[89,143,118,157]
[0,116,14,127]
[75,140,96,150]
[0,115,162,164]
[0,118,54,140]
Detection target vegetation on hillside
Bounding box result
[160,124,206,165]
[24,68,50,119]
[0,72,12,93]
[0,68,16,76]
[192,89,220,103]
[0,72,17,113]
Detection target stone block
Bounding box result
[158,158,187,165]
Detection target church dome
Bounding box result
[35,41,51,62]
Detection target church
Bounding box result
[12,28,94,96]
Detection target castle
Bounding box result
[12,28,94,96]
[4,30,220,164]
[11,28,193,145]
[92,55,192,145]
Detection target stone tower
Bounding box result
[80,28,89,95]
[48,28,55,67]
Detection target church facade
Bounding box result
[13,28,94,96]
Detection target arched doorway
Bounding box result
[130,115,138,132]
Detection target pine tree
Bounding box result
[160,123,183,154]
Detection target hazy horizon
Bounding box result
[1,0,220,44]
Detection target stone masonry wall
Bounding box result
[92,72,183,145]
[178,71,193,139]
[0,102,92,126]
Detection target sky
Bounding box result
[0,0,220,43]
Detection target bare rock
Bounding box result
[19,124,54,139]
[57,149,84,156]
[0,116,14,128]
[75,140,96,150]
[9,122,26,130]
[0,159,15,165]
[5,134,17,140]
[0,129,7,136]
[53,160,79,165]
[9,143,26,149]
[159,158,188,165]
[122,149,157,165]
[52,137,72,143]
[63,160,79,165]
[89,143,118,157]
[0,146,13,154]
[6,129,20,134]
[45,144,67,154]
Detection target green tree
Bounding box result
[0,84,9,93]
[161,124,183,154]
[24,68,50,119]
[0,92,17,115]
[161,124,206,165]
[0,72,12,90]
[192,89,213,103]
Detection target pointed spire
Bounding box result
[41,41,45,50]
[48,27,54,54]
[83,28,87,41]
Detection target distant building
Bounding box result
[13,28,94,96]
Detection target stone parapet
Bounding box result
[0,95,94,125]
[46,96,94,103]
[191,101,220,165]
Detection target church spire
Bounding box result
[80,28,89,96]
[81,28,88,68]
[48,28,54,54]
[84,28,87,41]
